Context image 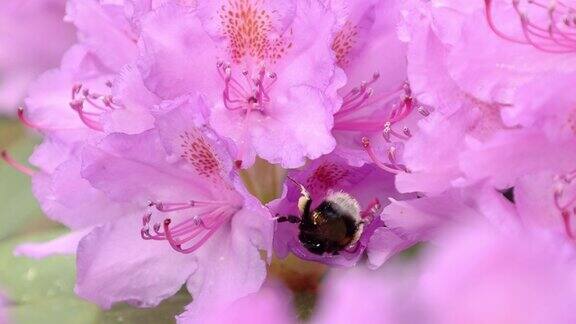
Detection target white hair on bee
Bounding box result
[325,190,361,221]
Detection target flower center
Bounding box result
[217,61,277,114]
[485,0,576,53]
[305,162,351,194]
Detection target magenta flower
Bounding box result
[270,154,415,267]
[0,0,75,113]
[137,1,344,168]
[77,97,273,317]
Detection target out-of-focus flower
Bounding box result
[419,225,576,324]
[311,266,409,324]
[212,223,576,324]
[0,0,75,113]
[138,0,345,168]
[178,283,296,324]
[270,154,415,268]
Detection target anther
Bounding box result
[417,106,430,117]
[403,126,412,137]
[361,137,403,174]
[142,213,152,226]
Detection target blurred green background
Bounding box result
[0,118,190,323]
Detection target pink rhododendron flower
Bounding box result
[77,98,273,317]
[138,0,345,168]
[14,0,158,257]
[0,0,75,113]
[393,0,507,194]
[270,154,415,267]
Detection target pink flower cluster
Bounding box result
[4,0,576,322]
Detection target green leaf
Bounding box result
[0,230,190,324]
[8,298,100,324]
[0,230,80,304]
[95,291,190,324]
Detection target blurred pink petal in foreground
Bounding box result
[0,0,75,113]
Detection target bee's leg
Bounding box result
[286,176,312,218]
[276,215,301,224]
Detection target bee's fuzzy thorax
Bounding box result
[325,191,361,221]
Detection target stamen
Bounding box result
[553,172,576,239]
[485,0,576,53]
[141,198,239,253]
[68,83,125,131]
[417,106,430,117]
[383,122,410,141]
[17,107,43,130]
[217,63,277,114]
[1,150,35,176]
[338,73,381,114]
[361,138,403,174]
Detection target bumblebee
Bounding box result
[277,177,369,255]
